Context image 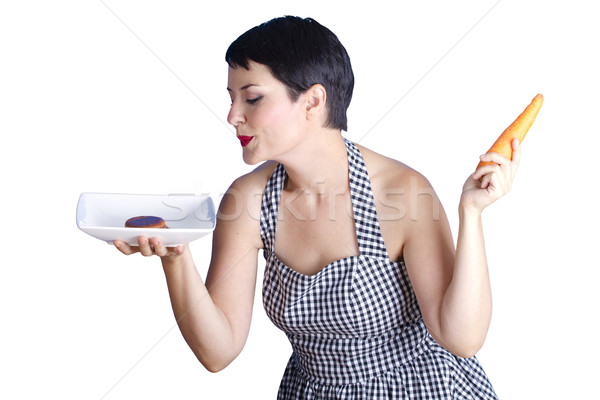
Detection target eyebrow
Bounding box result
[226,83,258,92]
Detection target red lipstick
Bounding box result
[238,136,253,147]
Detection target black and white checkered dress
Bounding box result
[261,138,497,399]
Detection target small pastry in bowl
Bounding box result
[125,216,167,229]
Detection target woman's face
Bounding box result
[227,61,307,165]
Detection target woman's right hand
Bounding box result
[114,236,187,259]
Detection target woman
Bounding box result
[115,16,518,399]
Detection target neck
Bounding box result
[280,130,349,195]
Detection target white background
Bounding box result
[1,1,598,398]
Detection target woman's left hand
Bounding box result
[460,138,521,212]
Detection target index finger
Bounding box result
[511,137,522,165]
[114,239,139,255]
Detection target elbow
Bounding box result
[449,345,480,359]
[192,345,238,373]
[182,317,246,373]
[434,316,489,359]
[443,337,485,359]
[203,361,229,374]
[194,352,235,374]
[198,354,234,373]
[183,330,240,373]
[432,329,485,359]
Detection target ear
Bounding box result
[304,84,327,121]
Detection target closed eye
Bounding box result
[246,96,263,105]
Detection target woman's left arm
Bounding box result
[404,139,521,358]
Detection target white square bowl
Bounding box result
[76,193,216,247]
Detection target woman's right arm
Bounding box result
[114,176,263,372]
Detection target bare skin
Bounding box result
[115,61,520,371]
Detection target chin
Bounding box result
[242,150,263,166]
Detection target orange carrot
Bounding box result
[477,93,544,169]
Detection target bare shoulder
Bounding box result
[216,161,278,250]
[229,160,278,194]
[355,143,442,260]
[355,143,433,196]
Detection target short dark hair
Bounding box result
[225,16,354,131]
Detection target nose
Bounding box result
[227,101,245,127]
